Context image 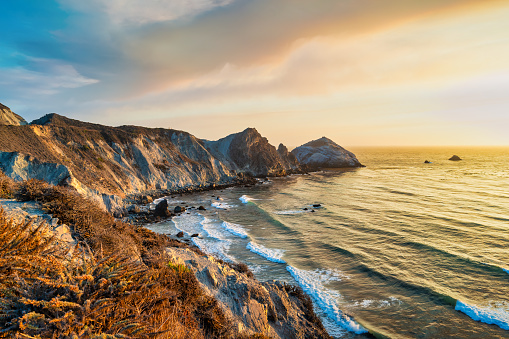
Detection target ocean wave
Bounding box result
[351,297,402,308]
[172,213,205,235]
[211,201,237,210]
[199,217,227,240]
[247,241,285,263]
[504,268,509,276]
[221,221,248,238]
[274,210,306,215]
[287,266,368,335]
[239,195,252,204]
[455,300,509,330]
[191,237,235,263]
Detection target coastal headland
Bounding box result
[0,102,363,338]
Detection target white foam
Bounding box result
[351,297,402,308]
[287,266,368,335]
[211,201,237,210]
[152,197,166,205]
[274,210,306,215]
[192,237,235,263]
[503,268,509,275]
[239,195,252,204]
[455,300,509,330]
[199,217,227,240]
[172,213,204,235]
[247,241,286,263]
[221,221,248,238]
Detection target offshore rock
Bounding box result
[292,137,363,169]
[449,155,462,161]
[167,247,330,339]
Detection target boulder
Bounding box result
[153,199,171,217]
[191,233,199,237]
[176,231,184,238]
[291,137,363,169]
[198,206,206,211]
[140,195,153,204]
[127,204,141,214]
[449,155,462,161]
[174,206,186,213]
[424,160,431,164]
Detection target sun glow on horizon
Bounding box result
[1,0,509,146]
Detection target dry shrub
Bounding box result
[0,171,15,198]
[14,178,50,202]
[0,212,232,338]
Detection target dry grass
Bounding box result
[0,175,235,338]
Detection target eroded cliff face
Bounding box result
[168,247,331,339]
[0,103,364,215]
[204,128,298,177]
[0,103,27,126]
[0,113,236,213]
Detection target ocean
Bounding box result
[146,147,509,338]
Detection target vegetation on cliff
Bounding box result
[0,173,328,338]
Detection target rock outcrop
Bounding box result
[0,111,236,213]
[291,137,363,169]
[449,155,462,161]
[204,128,295,177]
[0,103,364,214]
[167,247,330,339]
[277,143,300,172]
[0,103,27,126]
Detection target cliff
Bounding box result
[292,137,363,169]
[168,247,330,338]
[0,112,236,214]
[0,103,363,215]
[204,128,298,177]
[0,103,27,126]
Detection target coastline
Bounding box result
[0,175,332,338]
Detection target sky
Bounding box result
[1,0,509,147]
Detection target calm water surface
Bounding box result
[147,147,509,338]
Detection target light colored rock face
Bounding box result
[0,151,72,186]
[204,128,297,177]
[0,103,27,126]
[0,199,76,255]
[291,137,362,169]
[167,247,330,339]
[0,113,237,212]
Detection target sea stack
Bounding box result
[449,155,462,161]
[291,137,363,170]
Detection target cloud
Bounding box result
[0,58,98,97]
[58,0,236,26]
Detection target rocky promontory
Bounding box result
[292,137,363,169]
[0,103,363,214]
[204,127,298,177]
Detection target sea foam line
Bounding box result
[221,221,248,238]
[211,201,237,210]
[455,300,509,330]
[239,195,252,204]
[287,266,368,335]
[247,241,285,263]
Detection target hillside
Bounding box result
[0,103,362,214]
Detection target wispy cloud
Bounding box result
[58,0,236,26]
[0,58,98,97]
